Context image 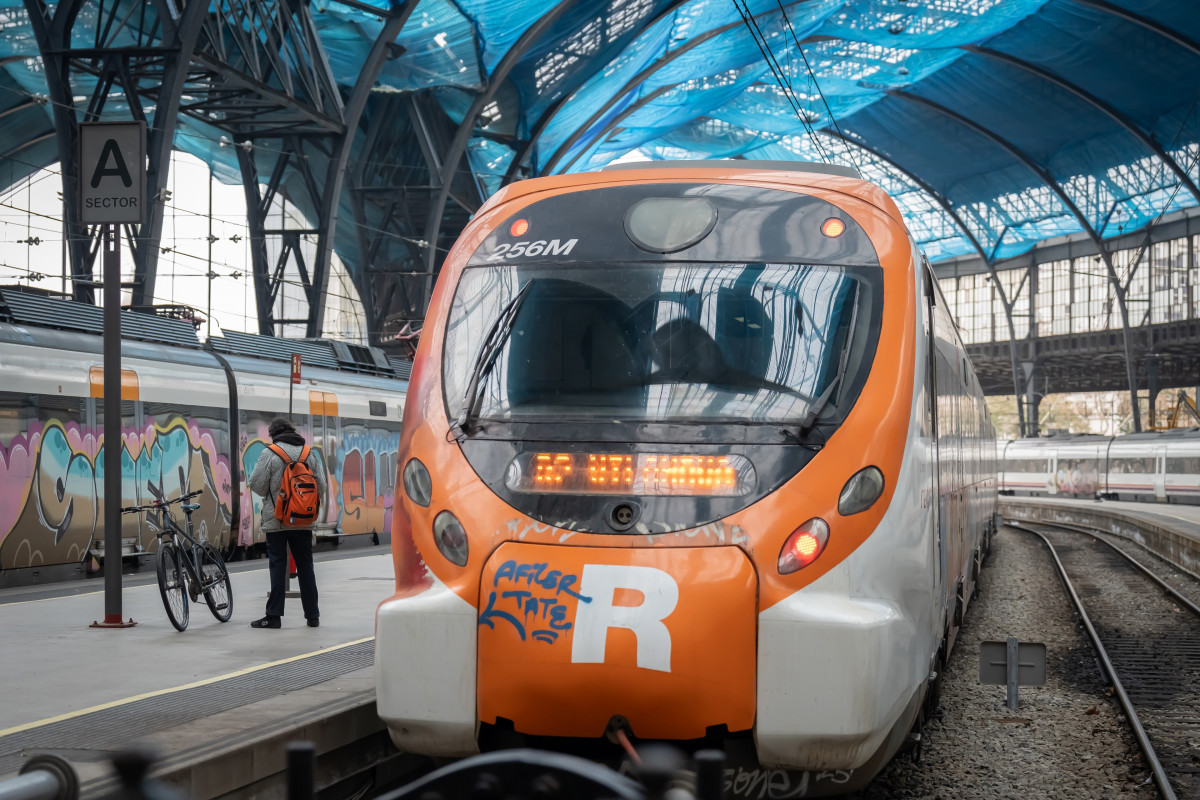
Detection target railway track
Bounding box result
[1010,520,1200,800]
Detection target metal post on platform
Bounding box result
[101,224,129,627]
[88,223,136,628]
[81,121,144,629]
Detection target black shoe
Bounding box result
[307,618,320,628]
[251,616,281,629]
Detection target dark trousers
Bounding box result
[265,529,319,619]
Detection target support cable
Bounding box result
[730,0,830,164]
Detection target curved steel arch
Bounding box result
[308,6,414,336]
[556,84,677,174]
[422,0,580,294]
[890,88,1144,429]
[539,0,821,176]
[963,44,1200,205]
[502,0,695,186]
[1071,0,1200,59]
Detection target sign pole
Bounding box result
[94,224,134,627]
[81,121,144,629]
[290,353,301,421]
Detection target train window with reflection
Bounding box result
[1111,457,1155,473]
[442,263,882,426]
[1168,457,1200,474]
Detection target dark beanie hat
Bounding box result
[268,418,296,439]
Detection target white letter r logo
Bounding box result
[570,564,679,672]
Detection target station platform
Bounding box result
[0,550,415,799]
[999,496,1200,575]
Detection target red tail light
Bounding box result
[778,518,829,574]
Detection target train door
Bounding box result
[309,390,340,531]
[923,265,947,634]
[1154,446,1167,500]
[1046,452,1057,495]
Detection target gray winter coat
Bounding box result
[248,438,329,533]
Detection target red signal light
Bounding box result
[510,218,529,237]
[792,533,819,558]
[778,518,829,574]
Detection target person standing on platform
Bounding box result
[248,417,327,629]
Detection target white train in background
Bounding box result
[1000,429,1200,503]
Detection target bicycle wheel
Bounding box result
[157,542,190,631]
[198,542,233,622]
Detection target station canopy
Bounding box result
[0,0,1196,268]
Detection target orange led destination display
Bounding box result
[506,452,755,496]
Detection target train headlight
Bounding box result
[778,518,829,575]
[403,458,433,507]
[432,511,469,567]
[838,466,884,516]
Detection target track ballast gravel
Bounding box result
[857,526,1158,799]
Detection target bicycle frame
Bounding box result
[122,471,233,631]
[155,507,209,592]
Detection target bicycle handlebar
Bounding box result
[120,489,204,515]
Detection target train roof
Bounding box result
[479,160,904,227]
[0,284,201,348]
[0,284,411,381]
[208,329,410,380]
[601,160,862,179]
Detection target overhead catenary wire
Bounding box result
[773,0,863,175]
[729,0,831,164]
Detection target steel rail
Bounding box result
[1024,518,1200,615]
[1008,521,1177,800]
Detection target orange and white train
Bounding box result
[375,161,997,795]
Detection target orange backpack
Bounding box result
[268,443,321,527]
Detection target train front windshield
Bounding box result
[443,262,880,427]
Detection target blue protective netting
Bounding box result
[0,0,1195,278]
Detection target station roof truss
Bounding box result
[0,0,1195,347]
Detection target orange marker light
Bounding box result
[510,218,529,237]
[507,452,755,496]
[822,217,846,238]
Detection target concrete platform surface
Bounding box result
[0,552,404,799]
[0,552,394,732]
[1000,496,1200,574]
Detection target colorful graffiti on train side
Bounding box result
[0,418,233,570]
[237,423,400,545]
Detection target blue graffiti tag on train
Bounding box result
[478,560,593,643]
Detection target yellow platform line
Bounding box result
[0,636,375,738]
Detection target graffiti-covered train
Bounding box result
[1000,429,1200,503]
[375,161,998,796]
[0,286,407,587]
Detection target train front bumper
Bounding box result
[376,551,925,771]
[375,579,480,757]
[755,582,923,772]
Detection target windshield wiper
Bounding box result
[454,280,535,438]
[796,283,861,439]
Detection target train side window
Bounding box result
[0,392,38,441]
[1168,457,1200,473]
[369,400,386,417]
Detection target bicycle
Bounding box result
[121,480,234,631]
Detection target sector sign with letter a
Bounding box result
[80,121,146,225]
